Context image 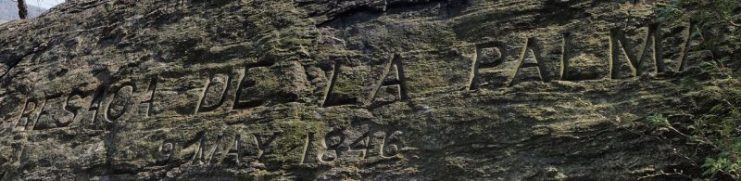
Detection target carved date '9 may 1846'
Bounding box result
[154,129,403,166]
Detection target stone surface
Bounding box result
[0,0,739,180]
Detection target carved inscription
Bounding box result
[153,126,404,167]
[88,85,107,126]
[182,132,240,165]
[509,37,550,86]
[3,21,721,121]
[467,41,506,90]
[253,132,282,160]
[138,79,157,117]
[185,132,212,164]
[10,143,24,166]
[195,74,232,114]
[319,129,345,162]
[33,94,76,130]
[651,24,667,73]
[380,130,404,158]
[64,90,85,123]
[366,54,410,107]
[321,58,357,107]
[300,132,316,164]
[157,142,174,162]
[224,134,241,165]
[321,59,341,107]
[559,33,572,80]
[9,79,166,131]
[14,89,90,131]
[677,21,694,71]
[316,128,404,164]
[233,61,275,110]
[15,98,43,131]
[174,131,282,166]
[104,84,136,122]
[608,24,665,78]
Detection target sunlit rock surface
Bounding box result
[0,0,739,180]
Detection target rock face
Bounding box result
[0,0,738,180]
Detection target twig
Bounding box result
[711,3,741,27]
[662,124,720,150]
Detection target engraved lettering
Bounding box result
[179,132,242,165]
[467,41,506,90]
[321,58,357,107]
[366,54,409,106]
[33,95,75,130]
[509,37,550,86]
[560,33,572,80]
[158,142,174,161]
[318,128,403,163]
[320,129,345,162]
[139,78,157,117]
[15,97,39,131]
[233,61,274,110]
[186,132,210,164]
[349,132,372,159]
[25,98,46,131]
[651,24,667,73]
[300,132,315,165]
[195,74,232,114]
[104,84,135,122]
[380,130,403,158]
[608,24,665,78]
[254,132,281,160]
[64,90,85,125]
[206,133,241,166]
[369,131,386,158]
[184,132,232,165]
[322,59,341,107]
[677,21,694,71]
[88,85,107,125]
[10,143,24,165]
[223,134,241,166]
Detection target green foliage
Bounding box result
[646,113,670,127]
[702,141,741,178]
[652,10,739,179]
[656,0,740,26]
[655,0,740,51]
[695,99,741,179]
[645,88,741,179]
[655,0,684,24]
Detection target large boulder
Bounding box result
[0,0,738,180]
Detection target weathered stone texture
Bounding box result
[0,0,739,180]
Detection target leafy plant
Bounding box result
[646,113,670,127]
[655,0,741,27]
[655,0,740,66]
[696,100,741,179]
[645,88,740,179]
